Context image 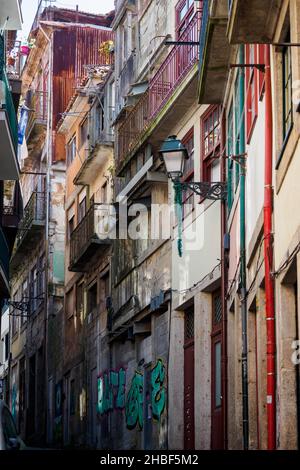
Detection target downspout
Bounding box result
[39,23,53,444]
[263,44,276,450]
[221,107,228,449]
[238,45,249,450]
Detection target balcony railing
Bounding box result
[15,192,46,250]
[117,10,201,166]
[26,90,48,139]
[0,34,19,153]
[69,203,111,271]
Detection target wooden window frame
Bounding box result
[201,105,221,200]
[245,45,258,143]
[175,0,195,38]
[67,135,76,166]
[181,127,194,219]
[227,102,234,211]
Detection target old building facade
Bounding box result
[7,5,114,447]
[0,0,23,419]
[2,0,300,452]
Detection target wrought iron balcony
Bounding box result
[69,203,112,272]
[25,90,48,140]
[117,10,201,168]
[11,192,46,272]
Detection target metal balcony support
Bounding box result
[181,181,227,200]
[230,64,265,72]
[164,41,199,46]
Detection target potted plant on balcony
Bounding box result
[99,40,114,65]
[20,38,36,56]
[7,54,16,66]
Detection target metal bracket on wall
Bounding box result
[164,41,199,46]
[181,181,227,200]
[230,64,265,73]
[6,300,29,315]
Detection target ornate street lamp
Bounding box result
[159,135,227,201]
[159,135,227,257]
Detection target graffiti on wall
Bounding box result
[97,367,126,415]
[151,359,166,421]
[97,359,166,430]
[11,384,17,421]
[125,371,143,430]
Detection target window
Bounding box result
[201,105,221,185]
[181,128,194,219]
[11,292,19,337]
[245,45,258,142]
[282,33,293,141]
[37,256,45,304]
[184,307,194,341]
[30,267,38,314]
[76,282,84,318]
[101,181,108,204]
[4,333,9,361]
[21,279,28,325]
[176,0,195,38]
[78,197,86,224]
[66,288,74,320]
[68,215,75,241]
[80,117,89,149]
[227,61,245,211]
[87,282,98,314]
[67,135,76,166]
[80,117,89,159]
[213,291,222,326]
[99,271,110,312]
[227,103,235,210]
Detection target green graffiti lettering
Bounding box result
[151,359,166,421]
[97,368,126,415]
[125,372,143,430]
[116,368,126,409]
[97,376,104,414]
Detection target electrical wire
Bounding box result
[170,261,221,294]
[273,239,300,278]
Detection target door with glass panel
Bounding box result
[211,290,224,449]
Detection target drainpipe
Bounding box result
[39,23,53,445]
[221,107,228,449]
[263,44,276,450]
[238,45,249,450]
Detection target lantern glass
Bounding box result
[163,151,186,178]
[159,136,189,180]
